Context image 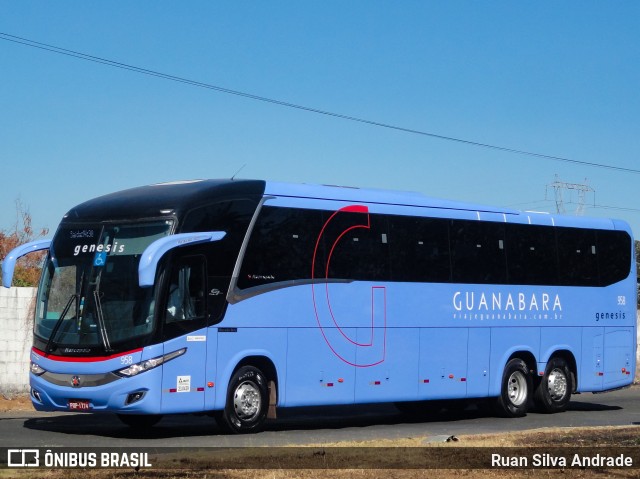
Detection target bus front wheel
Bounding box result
[216,366,268,434]
[494,358,532,417]
[534,357,572,413]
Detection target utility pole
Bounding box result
[546,175,595,216]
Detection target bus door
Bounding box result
[160,255,210,413]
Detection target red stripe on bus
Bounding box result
[32,347,143,362]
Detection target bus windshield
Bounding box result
[35,221,173,353]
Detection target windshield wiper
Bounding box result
[93,290,113,352]
[44,293,79,354]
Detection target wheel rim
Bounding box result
[507,371,528,406]
[547,368,568,401]
[233,381,262,421]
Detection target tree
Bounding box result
[0,200,49,287]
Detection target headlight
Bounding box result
[115,348,186,377]
[30,362,46,376]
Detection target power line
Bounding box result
[507,199,640,215]
[591,204,640,214]
[505,199,554,208]
[2,31,640,175]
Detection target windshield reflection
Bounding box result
[36,221,172,353]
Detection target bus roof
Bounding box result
[62,179,266,222]
[59,178,628,233]
[263,181,629,231]
[265,181,518,214]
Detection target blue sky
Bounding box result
[1,2,639,237]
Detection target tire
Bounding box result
[117,414,163,429]
[494,358,532,417]
[215,366,268,434]
[534,357,572,413]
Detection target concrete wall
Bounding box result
[0,286,639,393]
[0,287,36,395]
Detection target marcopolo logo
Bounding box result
[452,291,563,321]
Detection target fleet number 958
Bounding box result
[120,355,133,365]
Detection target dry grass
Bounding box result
[299,425,640,448]
[1,426,639,479]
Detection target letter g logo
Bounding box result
[311,205,387,368]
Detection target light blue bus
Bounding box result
[2,179,636,433]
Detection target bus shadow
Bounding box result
[566,400,621,412]
[269,404,485,432]
[23,413,220,440]
[21,405,484,439]
[21,399,622,439]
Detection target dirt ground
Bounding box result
[0,394,32,412]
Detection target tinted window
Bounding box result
[557,228,598,286]
[324,212,390,281]
[450,220,507,284]
[182,199,256,277]
[596,230,632,286]
[237,205,631,290]
[506,224,558,285]
[388,216,450,282]
[238,206,324,289]
[182,199,257,321]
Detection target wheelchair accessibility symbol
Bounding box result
[93,252,107,267]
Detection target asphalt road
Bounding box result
[1,387,639,448]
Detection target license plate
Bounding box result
[68,399,91,411]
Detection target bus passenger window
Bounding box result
[323,213,390,282]
[597,230,632,286]
[506,224,558,285]
[451,220,507,284]
[557,228,598,286]
[238,206,324,289]
[388,216,450,283]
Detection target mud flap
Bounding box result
[267,380,277,419]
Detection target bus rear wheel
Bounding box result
[216,366,268,434]
[534,357,572,413]
[494,358,532,417]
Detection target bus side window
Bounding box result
[506,224,558,285]
[164,256,207,338]
[238,206,324,289]
[597,230,632,286]
[323,212,390,282]
[557,228,598,286]
[388,216,450,283]
[451,220,507,284]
